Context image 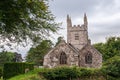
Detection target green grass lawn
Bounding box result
[8,68,46,80]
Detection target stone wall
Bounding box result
[43,40,79,68]
[43,14,102,68]
[79,45,102,68]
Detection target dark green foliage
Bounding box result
[0,51,15,67]
[55,37,62,46]
[0,0,59,48]
[13,52,23,62]
[40,67,80,80]
[39,66,103,80]
[0,67,2,78]
[93,37,120,62]
[3,62,34,79]
[93,37,120,79]
[102,56,120,79]
[79,68,95,77]
[26,40,53,66]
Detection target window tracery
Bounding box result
[85,53,92,64]
[60,52,67,64]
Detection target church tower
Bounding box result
[67,14,89,49]
[44,13,102,68]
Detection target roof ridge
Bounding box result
[68,43,79,54]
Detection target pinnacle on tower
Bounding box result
[67,14,70,20]
[84,13,88,26]
[67,14,72,27]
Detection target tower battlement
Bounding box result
[70,24,87,31]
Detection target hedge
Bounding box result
[3,62,34,79]
[39,66,120,80]
[39,66,104,80]
[0,67,2,78]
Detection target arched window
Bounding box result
[60,52,67,64]
[85,53,92,64]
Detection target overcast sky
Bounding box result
[2,0,120,58]
[49,0,120,44]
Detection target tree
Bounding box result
[93,37,120,62]
[55,36,62,46]
[0,0,59,48]
[26,40,53,66]
[102,56,120,79]
[13,52,23,62]
[0,51,15,67]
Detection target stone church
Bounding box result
[43,14,102,68]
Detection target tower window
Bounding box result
[75,33,79,40]
[85,53,92,64]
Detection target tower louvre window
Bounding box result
[75,33,79,40]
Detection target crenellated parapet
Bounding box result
[69,24,87,31]
[67,13,88,31]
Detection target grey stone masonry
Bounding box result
[43,14,102,68]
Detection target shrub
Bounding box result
[0,67,2,78]
[3,62,34,79]
[39,66,80,80]
[39,66,103,80]
[102,56,120,79]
